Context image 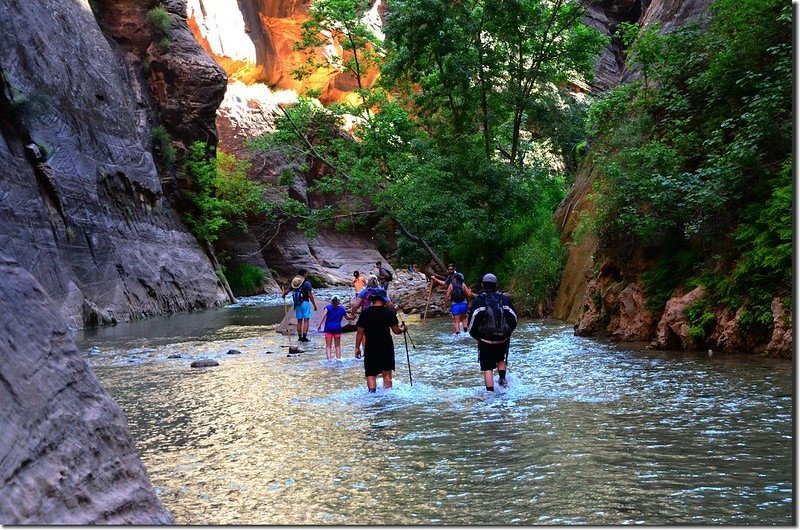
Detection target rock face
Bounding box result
[186,0,384,105]
[0,256,173,524]
[584,0,710,91]
[0,0,231,329]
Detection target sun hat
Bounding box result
[291,275,304,289]
[368,288,389,302]
[482,273,497,284]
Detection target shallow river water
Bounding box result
[76,289,793,525]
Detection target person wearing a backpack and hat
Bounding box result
[282,269,318,342]
[467,273,517,391]
[354,288,406,393]
[444,272,474,335]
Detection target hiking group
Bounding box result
[283,263,517,393]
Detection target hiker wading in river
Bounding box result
[354,288,406,393]
[467,273,517,391]
[282,269,317,342]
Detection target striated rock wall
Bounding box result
[0,0,231,329]
[0,255,173,524]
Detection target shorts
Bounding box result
[450,301,468,316]
[363,349,395,377]
[324,332,341,340]
[478,340,509,371]
[294,301,313,319]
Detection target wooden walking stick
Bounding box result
[422,280,434,320]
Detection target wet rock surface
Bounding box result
[0,255,173,524]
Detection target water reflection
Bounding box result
[77,290,793,525]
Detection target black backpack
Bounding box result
[381,267,393,282]
[451,281,466,303]
[477,292,511,341]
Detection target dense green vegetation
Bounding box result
[249,0,606,311]
[225,263,267,295]
[182,0,789,327]
[586,0,791,330]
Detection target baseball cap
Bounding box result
[482,273,497,283]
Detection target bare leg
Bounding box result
[453,316,460,334]
[484,369,494,390]
[325,335,333,359]
[334,335,342,359]
[366,375,377,392]
[382,370,393,390]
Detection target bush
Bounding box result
[226,263,266,295]
[152,125,175,165]
[148,7,170,39]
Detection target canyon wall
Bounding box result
[0,255,173,524]
[554,0,792,357]
[0,0,232,330]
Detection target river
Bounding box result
[75,289,793,525]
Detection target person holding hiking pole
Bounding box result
[354,288,406,393]
[467,273,517,392]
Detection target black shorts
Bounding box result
[478,340,509,371]
[364,349,396,377]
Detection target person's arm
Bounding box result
[429,275,444,286]
[355,327,365,358]
[464,285,474,299]
[391,322,406,335]
[309,290,318,311]
[444,284,453,305]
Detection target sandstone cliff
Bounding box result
[0,255,173,524]
[0,0,232,330]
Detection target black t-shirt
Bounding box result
[356,305,399,354]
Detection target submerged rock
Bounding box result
[190,359,220,368]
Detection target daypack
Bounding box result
[451,281,466,303]
[291,288,303,308]
[360,287,375,310]
[380,267,393,282]
[476,291,511,341]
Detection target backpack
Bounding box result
[360,288,375,310]
[291,288,303,308]
[380,267,393,282]
[451,281,466,303]
[477,292,511,341]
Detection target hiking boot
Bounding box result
[499,378,508,388]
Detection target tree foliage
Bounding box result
[587,0,791,322]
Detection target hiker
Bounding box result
[445,272,474,334]
[282,269,318,342]
[352,270,367,296]
[316,296,355,360]
[375,261,393,290]
[352,275,394,314]
[429,263,457,288]
[354,288,406,392]
[467,273,518,391]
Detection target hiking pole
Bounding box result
[397,311,417,349]
[402,322,413,386]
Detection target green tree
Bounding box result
[587,0,791,322]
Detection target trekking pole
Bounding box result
[398,312,416,349]
[402,322,413,386]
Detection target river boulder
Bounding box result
[0,255,173,524]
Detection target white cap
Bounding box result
[482,273,497,283]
